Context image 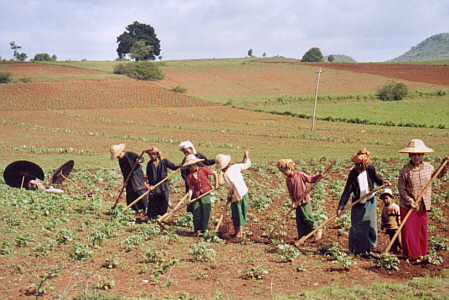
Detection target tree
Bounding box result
[34,53,52,61]
[116,21,160,60]
[130,40,153,61]
[10,41,27,61]
[248,48,253,57]
[263,52,266,57]
[328,55,335,62]
[301,47,323,62]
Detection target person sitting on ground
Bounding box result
[110,143,148,213]
[184,154,219,236]
[277,159,323,246]
[215,150,251,239]
[380,188,401,253]
[28,179,64,193]
[145,146,180,219]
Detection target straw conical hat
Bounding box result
[182,154,204,168]
[215,154,231,170]
[110,143,125,160]
[399,139,433,153]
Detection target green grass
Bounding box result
[249,95,449,128]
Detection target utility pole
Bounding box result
[311,67,323,132]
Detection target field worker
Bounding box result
[277,159,323,246]
[145,146,180,219]
[337,148,390,255]
[380,188,401,253]
[397,139,449,263]
[110,143,148,212]
[184,154,219,236]
[215,150,251,238]
[178,140,215,212]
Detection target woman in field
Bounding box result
[184,154,219,235]
[397,139,448,263]
[178,140,215,212]
[337,148,389,255]
[277,158,323,246]
[145,146,180,219]
[215,150,251,238]
[110,143,148,212]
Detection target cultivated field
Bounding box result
[0,60,448,299]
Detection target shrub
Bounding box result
[172,85,186,93]
[376,81,408,100]
[0,72,12,83]
[113,61,164,81]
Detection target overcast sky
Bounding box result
[1,0,448,62]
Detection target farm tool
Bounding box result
[295,183,390,247]
[268,162,334,238]
[122,168,181,212]
[157,188,218,229]
[215,196,231,232]
[383,157,448,255]
[112,150,145,209]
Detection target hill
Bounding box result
[391,32,449,62]
[324,54,356,62]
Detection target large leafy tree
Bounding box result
[116,21,160,60]
[301,47,323,62]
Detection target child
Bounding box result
[183,154,219,236]
[215,150,251,238]
[277,159,323,246]
[380,188,401,253]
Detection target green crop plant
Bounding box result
[370,253,400,270]
[275,243,301,262]
[103,257,121,269]
[28,264,63,296]
[319,243,355,270]
[189,241,216,262]
[240,265,269,280]
[69,243,93,260]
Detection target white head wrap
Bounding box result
[178,140,197,154]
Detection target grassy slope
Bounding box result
[252,95,449,128]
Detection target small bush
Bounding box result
[172,85,187,93]
[113,61,164,81]
[0,72,12,83]
[376,81,408,100]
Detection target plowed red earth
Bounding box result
[310,62,449,86]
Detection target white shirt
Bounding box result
[356,170,372,204]
[223,158,251,202]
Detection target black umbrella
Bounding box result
[51,160,74,185]
[3,160,45,189]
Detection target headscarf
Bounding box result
[277,159,295,171]
[178,140,197,154]
[351,148,371,166]
[147,146,164,160]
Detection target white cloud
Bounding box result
[0,0,448,61]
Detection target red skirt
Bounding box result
[400,207,428,259]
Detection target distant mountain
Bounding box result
[324,54,356,62]
[390,33,449,62]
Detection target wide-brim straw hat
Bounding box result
[110,143,125,160]
[380,188,394,199]
[215,154,231,170]
[399,139,433,153]
[182,154,204,168]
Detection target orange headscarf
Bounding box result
[351,148,371,166]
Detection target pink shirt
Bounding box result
[187,166,214,198]
[286,171,321,206]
